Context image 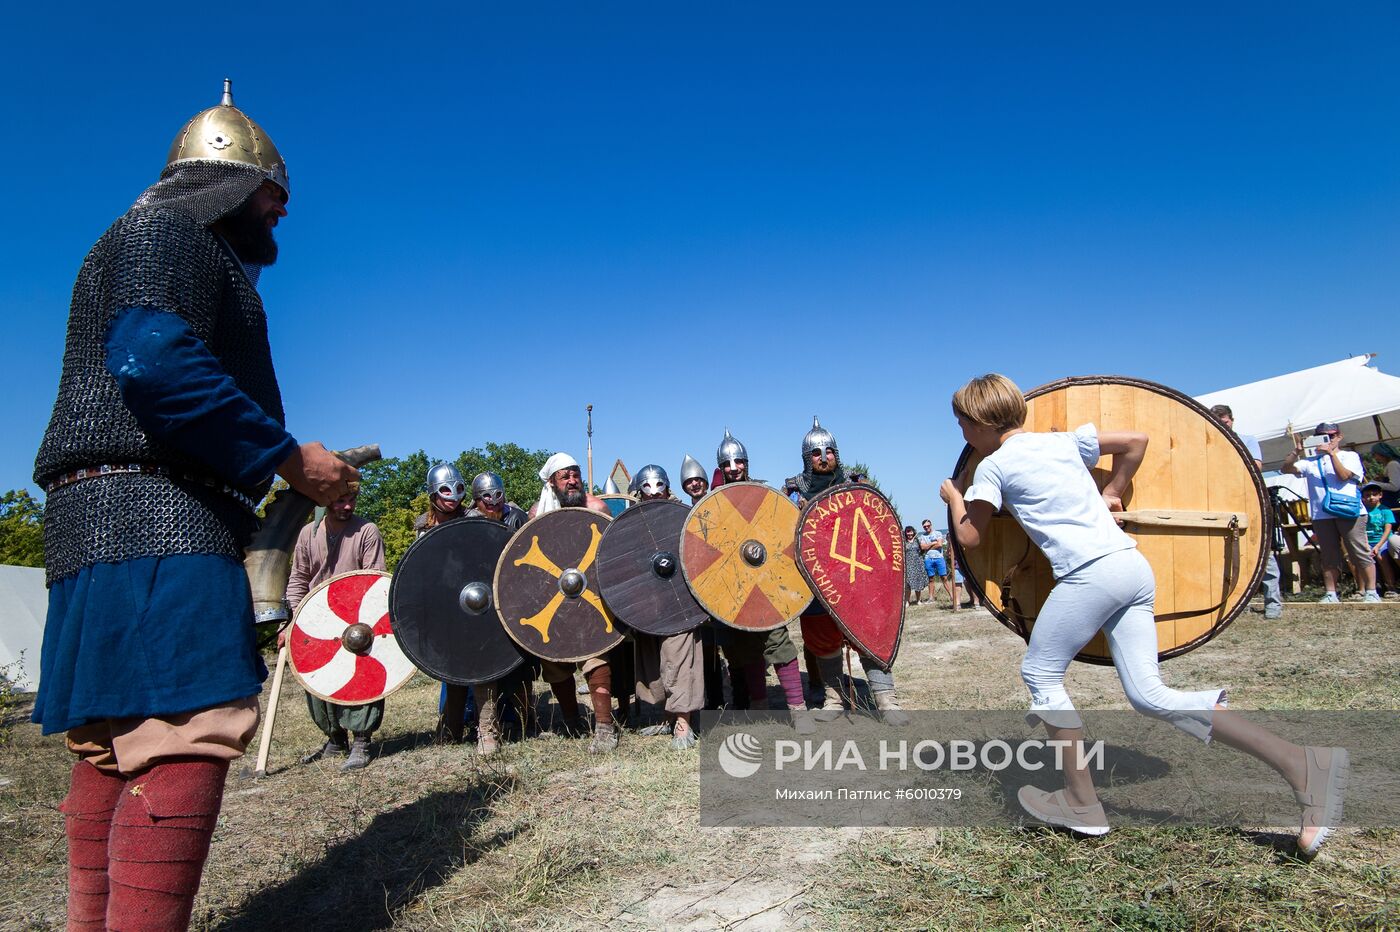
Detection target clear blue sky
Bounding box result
[3,4,1397,526]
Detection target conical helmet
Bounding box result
[165,78,290,196]
[802,416,839,459]
[603,476,621,495]
[680,454,706,484]
[716,428,748,468]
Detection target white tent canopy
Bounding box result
[1196,355,1400,470]
[0,564,46,693]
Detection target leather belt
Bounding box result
[44,463,259,513]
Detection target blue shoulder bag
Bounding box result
[1313,454,1362,519]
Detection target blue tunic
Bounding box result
[32,305,294,734]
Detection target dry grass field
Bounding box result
[2,598,1398,930]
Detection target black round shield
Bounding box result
[494,508,624,662]
[597,499,707,636]
[389,518,526,685]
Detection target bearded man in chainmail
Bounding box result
[31,81,359,929]
[786,417,912,727]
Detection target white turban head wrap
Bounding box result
[535,452,581,515]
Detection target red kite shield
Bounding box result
[796,484,906,669]
[289,570,417,704]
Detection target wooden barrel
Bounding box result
[952,375,1270,665]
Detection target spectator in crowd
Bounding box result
[1366,442,1400,512]
[1362,483,1399,598]
[1283,422,1379,603]
[903,526,928,604]
[1210,404,1282,619]
[918,519,954,605]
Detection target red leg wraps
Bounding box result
[774,658,805,709]
[585,665,613,725]
[107,758,229,932]
[63,760,126,930]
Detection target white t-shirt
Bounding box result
[1294,450,1364,518]
[964,423,1136,579]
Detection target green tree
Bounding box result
[0,490,45,568]
[356,451,432,528]
[845,462,900,517]
[453,443,550,511]
[380,491,430,571]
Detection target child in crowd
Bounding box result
[940,373,1347,856]
[1362,482,1398,597]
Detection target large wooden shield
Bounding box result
[797,484,906,669]
[680,482,814,632]
[952,375,1269,665]
[494,508,624,662]
[289,570,417,704]
[597,499,708,636]
[389,518,526,685]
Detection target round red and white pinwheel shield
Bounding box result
[288,570,416,704]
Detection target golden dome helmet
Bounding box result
[165,78,289,197]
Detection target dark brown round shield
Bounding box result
[494,507,624,662]
[951,375,1269,665]
[290,570,417,704]
[680,482,813,632]
[797,484,906,669]
[389,518,527,685]
[597,499,707,636]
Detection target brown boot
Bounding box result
[477,682,501,757]
[874,691,912,727]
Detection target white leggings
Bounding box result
[1021,547,1224,743]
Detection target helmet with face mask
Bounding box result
[802,416,839,461]
[680,454,706,484]
[636,464,670,498]
[471,471,505,509]
[427,463,467,503]
[716,428,748,469]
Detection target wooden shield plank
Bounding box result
[952,375,1268,665]
[389,518,526,685]
[599,493,633,518]
[680,482,813,632]
[290,570,417,704]
[796,484,906,669]
[494,508,624,662]
[597,499,708,636]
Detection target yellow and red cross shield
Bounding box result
[680,482,814,632]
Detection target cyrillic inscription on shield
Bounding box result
[797,484,906,668]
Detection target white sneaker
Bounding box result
[1296,746,1349,858]
[1364,591,1383,603]
[1318,592,1340,604]
[1017,786,1110,837]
